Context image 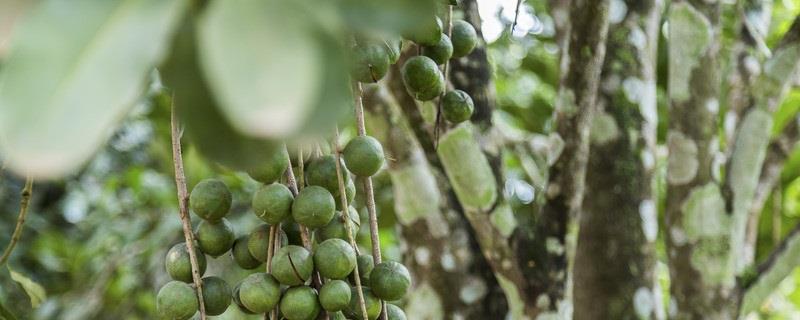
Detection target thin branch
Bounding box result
[0,177,33,266]
[170,98,206,319]
[740,221,800,314]
[333,126,369,320]
[434,6,454,148]
[353,81,387,320]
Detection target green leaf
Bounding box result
[160,13,283,171]
[198,0,323,138]
[0,0,188,179]
[8,268,45,309]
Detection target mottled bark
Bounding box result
[665,1,728,319]
[573,1,661,319]
[363,88,509,319]
[526,0,611,313]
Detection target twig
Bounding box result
[0,177,33,266]
[353,81,387,320]
[512,0,524,33]
[434,5,454,149]
[265,223,278,320]
[170,99,207,319]
[333,126,370,320]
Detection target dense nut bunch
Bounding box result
[151,14,480,317]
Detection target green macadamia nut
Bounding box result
[404,17,443,46]
[318,207,361,242]
[344,286,382,320]
[386,304,408,320]
[232,284,258,314]
[292,186,336,229]
[247,224,272,262]
[314,238,357,279]
[442,90,475,123]
[423,33,453,65]
[306,155,350,196]
[352,44,390,83]
[232,236,261,270]
[189,179,232,221]
[370,261,412,301]
[451,20,478,58]
[201,276,231,316]
[343,135,385,177]
[384,38,403,64]
[195,218,235,257]
[280,286,322,320]
[350,254,375,285]
[319,280,352,312]
[246,146,289,184]
[252,182,294,224]
[271,245,315,286]
[157,281,198,320]
[165,242,206,283]
[402,56,445,101]
[238,273,281,313]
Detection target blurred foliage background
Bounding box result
[2,0,800,319]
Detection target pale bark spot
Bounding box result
[609,0,628,24]
[634,287,654,318]
[405,282,444,319]
[490,203,518,238]
[546,237,565,255]
[590,111,620,145]
[671,226,688,246]
[629,26,647,50]
[440,251,456,271]
[414,247,431,266]
[639,200,658,242]
[459,276,488,304]
[390,151,442,226]
[667,131,699,185]
[496,275,532,320]
[669,3,713,102]
[547,133,565,165]
[705,98,719,114]
[641,151,655,171]
[681,183,733,286]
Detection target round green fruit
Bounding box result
[451,20,478,58]
[352,44,390,83]
[318,207,361,242]
[231,236,261,269]
[247,224,271,262]
[271,245,314,286]
[319,280,351,312]
[189,179,232,221]
[195,218,235,257]
[370,261,412,301]
[335,177,356,211]
[157,281,198,320]
[252,183,294,224]
[280,286,321,320]
[423,33,453,65]
[386,304,407,320]
[343,136,385,177]
[442,90,474,123]
[402,56,445,101]
[165,243,206,283]
[384,38,403,64]
[232,284,257,314]
[345,287,382,320]
[246,146,289,184]
[314,239,357,279]
[292,186,336,229]
[404,17,443,46]
[306,155,350,196]
[239,273,281,313]
[350,254,375,284]
[201,276,231,316]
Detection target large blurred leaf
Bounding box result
[0,0,188,179]
[8,268,45,309]
[0,300,16,320]
[160,13,283,171]
[335,0,437,36]
[198,0,323,138]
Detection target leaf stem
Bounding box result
[0,177,33,266]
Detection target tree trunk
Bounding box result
[573,1,662,319]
